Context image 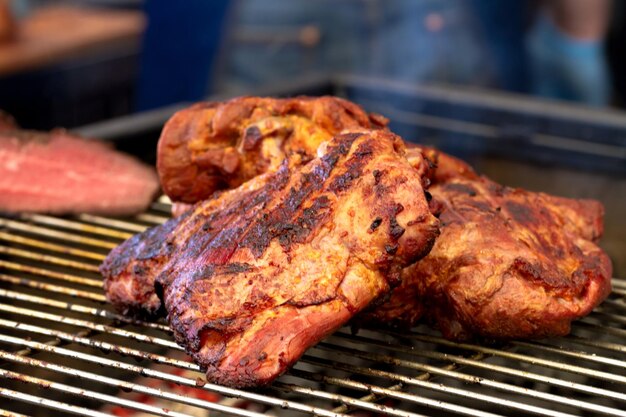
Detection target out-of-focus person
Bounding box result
[137,0,614,109]
[526,0,612,106]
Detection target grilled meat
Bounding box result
[157,96,388,203]
[365,148,612,340]
[101,131,440,387]
[0,129,160,215]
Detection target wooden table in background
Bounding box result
[0,6,145,76]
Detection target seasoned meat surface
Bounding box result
[0,129,159,215]
[102,131,440,386]
[366,148,612,340]
[157,96,388,203]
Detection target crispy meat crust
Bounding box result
[365,147,612,340]
[102,131,439,387]
[157,96,388,203]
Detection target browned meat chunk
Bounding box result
[0,129,160,215]
[157,96,388,203]
[101,131,440,387]
[365,148,612,340]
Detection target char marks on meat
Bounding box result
[364,147,612,340]
[157,96,388,204]
[0,129,160,215]
[101,130,440,387]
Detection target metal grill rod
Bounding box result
[0,219,117,249]
[0,231,106,261]
[272,382,432,417]
[578,320,626,339]
[0,274,106,301]
[309,343,624,417]
[77,214,149,233]
[0,260,102,287]
[0,367,195,417]
[4,280,624,412]
[330,332,626,404]
[18,214,134,240]
[564,334,626,354]
[0,335,352,417]
[0,288,170,332]
[0,386,114,417]
[0,318,434,417]
[0,318,196,371]
[0,291,505,417]
[0,346,267,417]
[0,303,182,350]
[394,332,626,384]
[513,340,626,368]
[289,368,507,417]
[0,246,100,272]
[134,213,169,225]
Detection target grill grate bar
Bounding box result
[0,318,196,371]
[288,368,508,417]
[0,274,106,302]
[272,382,429,417]
[0,231,106,261]
[0,367,195,417]
[0,246,100,273]
[589,310,626,326]
[11,298,617,417]
[393,331,626,384]
[612,288,626,297]
[564,334,626,354]
[308,343,624,417]
[0,387,115,417]
[2,209,625,417]
[3,274,624,414]
[76,214,150,233]
[613,279,626,289]
[0,219,117,249]
[133,213,169,225]
[0,261,101,287]
[512,340,626,369]
[329,332,626,403]
[598,298,626,310]
[0,335,351,417]
[18,214,134,240]
[0,288,170,332]
[0,347,267,417]
[577,320,626,339]
[0,303,182,350]
[330,350,487,415]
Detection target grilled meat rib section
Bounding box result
[102,131,440,386]
[157,96,388,203]
[366,148,612,340]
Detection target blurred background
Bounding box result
[0,0,624,129]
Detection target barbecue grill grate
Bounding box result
[0,199,625,417]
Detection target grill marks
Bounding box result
[102,132,379,318]
[102,130,441,388]
[240,133,364,257]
